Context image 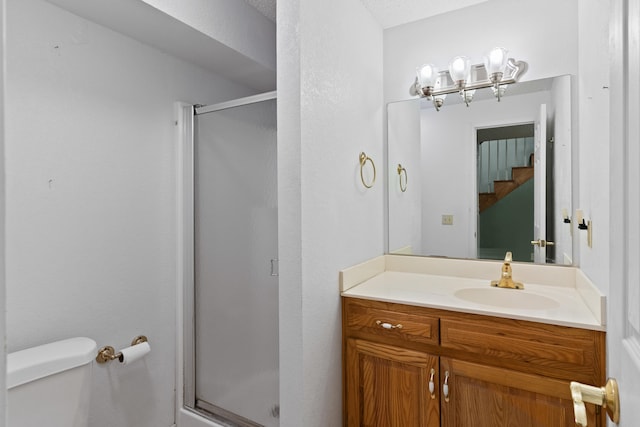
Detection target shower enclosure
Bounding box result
[180,92,279,427]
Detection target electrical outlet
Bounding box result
[442,214,454,225]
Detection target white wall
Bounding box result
[5,1,254,426]
[277,0,383,424]
[383,0,579,104]
[576,0,611,294]
[140,0,275,71]
[44,0,276,92]
[420,90,551,258]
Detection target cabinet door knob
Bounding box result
[443,371,450,402]
[375,320,403,330]
[428,368,436,399]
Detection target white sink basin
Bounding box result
[454,287,560,310]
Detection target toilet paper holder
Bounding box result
[96,335,148,364]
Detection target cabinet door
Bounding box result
[345,338,439,427]
[440,357,584,427]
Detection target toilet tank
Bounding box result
[7,337,97,427]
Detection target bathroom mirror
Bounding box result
[387,75,573,265]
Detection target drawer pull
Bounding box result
[443,371,450,402]
[376,320,403,330]
[428,368,436,399]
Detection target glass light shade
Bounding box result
[484,47,509,75]
[417,64,439,88]
[448,56,470,82]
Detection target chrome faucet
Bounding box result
[490,251,524,289]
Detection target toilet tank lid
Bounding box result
[7,337,97,389]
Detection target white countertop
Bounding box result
[340,255,606,331]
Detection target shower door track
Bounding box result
[195,400,264,427]
[179,90,277,427]
[194,91,277,116]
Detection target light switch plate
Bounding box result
[442,215,454,225]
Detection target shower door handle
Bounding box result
[270,259,279,276]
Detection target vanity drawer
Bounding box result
[440,316,605,383]
[343,299,439,346]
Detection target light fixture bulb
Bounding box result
[448,56,470,84]
[484,47,509,76]
[417,64,438,96]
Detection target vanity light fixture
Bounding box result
[411,47,527,111]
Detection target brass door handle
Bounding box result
[531,239,555,247]
[570,379,620,426]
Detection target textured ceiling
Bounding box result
[360,0,490,28]
[241,0,490,28]
[242,0,276,22]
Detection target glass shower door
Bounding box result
[193,95,278,427]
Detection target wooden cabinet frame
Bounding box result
[342,297,606,427]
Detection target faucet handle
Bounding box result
[504,251,513,263]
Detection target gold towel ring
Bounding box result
[397,164,407,192]
[359,152,376,189]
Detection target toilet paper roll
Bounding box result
[118,341,151,365]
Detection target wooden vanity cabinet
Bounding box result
[344,298,441,426]
[345,339,440,427]
[342,297,606,427]
[439,358,576,427]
